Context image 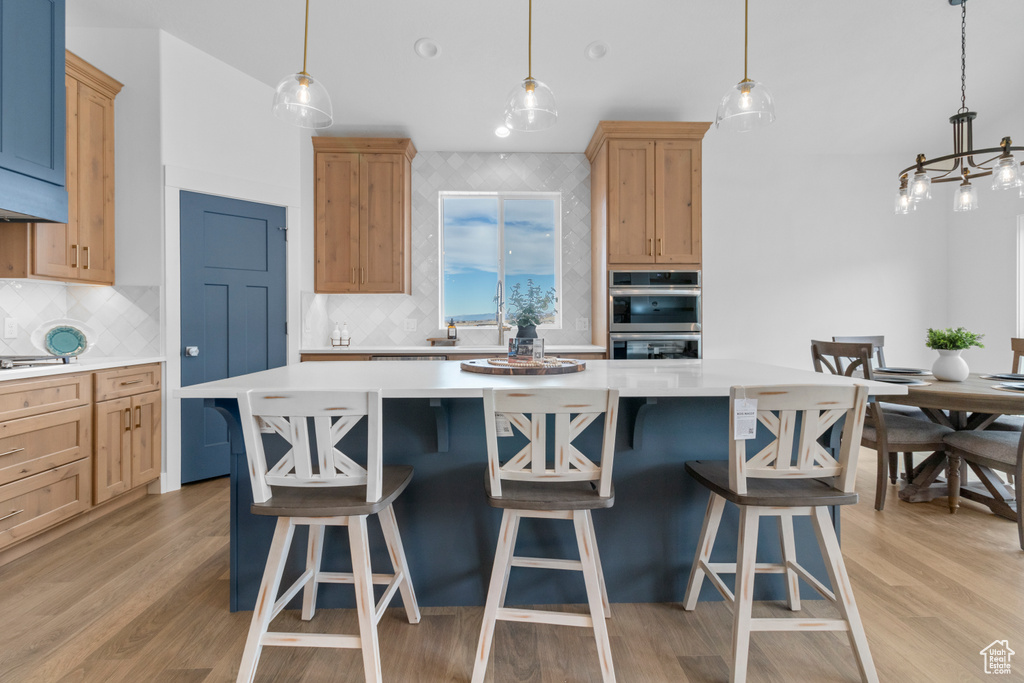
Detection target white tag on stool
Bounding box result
[494,413,513,437]
[734,399,757,440]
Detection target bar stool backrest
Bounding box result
[728,384,869,496]
[238,389,383,505]
[831,335,886,368]
[482,388,619,499]
[1012,338,1024,373]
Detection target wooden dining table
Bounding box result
[880,372,1024,515]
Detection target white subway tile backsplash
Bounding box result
[301,151,593,349]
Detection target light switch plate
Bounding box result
[3,318,16,339]
[403,319,416,331]
[575,317,589,331]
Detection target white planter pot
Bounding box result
[931,349,969,382]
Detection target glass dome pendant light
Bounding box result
[504,0,557,132]
[272,0,333,129]
[715,0,776,132]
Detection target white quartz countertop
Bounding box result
[175,359,905,400]
[0,356,165,382]
[300,344,605,355]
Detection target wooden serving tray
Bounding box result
[460,357,586,376]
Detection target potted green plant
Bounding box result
[926,327,984,381]
[505,279,557,339]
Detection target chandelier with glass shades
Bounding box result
[503,0,557,132]
[896,0,1023,214]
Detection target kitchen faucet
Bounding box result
[495,280,505,346]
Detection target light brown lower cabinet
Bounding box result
[0,363,161,559]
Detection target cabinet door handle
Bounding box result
[648,238,654,255]
[124,408,131,431]
[0,509,24,523]
[657,238,663,256]
[360,268,366,284]
[351,267,356,284]
[71,244,79,268]
[120,379,144,386]
[83,246,90,270]
[0,447,25,458]
[135,406,142,429]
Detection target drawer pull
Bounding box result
[124,408,131,431]
[120,379,144,386]
[71,244,79,268]
[135,406,142,429]
[83,246,90,270]
[0,509,24,523]
[0,447,25,458]
[648,238,654,255]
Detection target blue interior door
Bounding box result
[180,191,286,483]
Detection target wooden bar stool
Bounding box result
[682,384,878,683]
[236,389,420,683]
[472,388,619,683]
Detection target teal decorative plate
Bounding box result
[44,326,88,356]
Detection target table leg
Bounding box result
[946,451,960,514]
[898,450,949,503]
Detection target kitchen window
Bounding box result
[440,192,561,328]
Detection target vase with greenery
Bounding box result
[505,279,556,339]
[926,327,984,381]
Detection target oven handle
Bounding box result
[610,333,702,342]
[609,287,701,297]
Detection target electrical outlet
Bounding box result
[3,318,16,339]
[403,318,416,332]
[575,317,589,332]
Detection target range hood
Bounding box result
[0,167,69,224]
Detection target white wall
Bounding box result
[65,28,163,287]
[947,185,1024,372]
[701,136,949,371]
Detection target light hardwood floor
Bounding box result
[1,449,1022,682]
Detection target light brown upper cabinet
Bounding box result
[586,121,710,269]
[1,52,123,285]
[313,137,416,294]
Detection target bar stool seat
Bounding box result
[484,476,615,510]
[252,465,413,517]
[686,460,859,507]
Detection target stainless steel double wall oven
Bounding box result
[609,270,701,360]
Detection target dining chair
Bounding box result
[235,389,420,683]
[472,388,619,683]
[811,340,953,510]
[943,429,1024,550]
[682,383,878,683]
[832,335,924,420]
[985,337,1024,432]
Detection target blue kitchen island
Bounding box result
[175,359,902,612]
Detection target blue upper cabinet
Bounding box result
[0,0,67,222]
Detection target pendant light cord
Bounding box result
[301,0,311,76]
[959,0,967,114]
[743,0,749,82]
[528,0,533,79]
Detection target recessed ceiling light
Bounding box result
[584,41,608,61]
[494,126,511,138]
[414,38,440,59]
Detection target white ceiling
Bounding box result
[67,0,1024,157]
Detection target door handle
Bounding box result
[71,244,78,268]
[657,238,663,256]
[124,407,131,431]
[648,238,654,255]
[83,246,90,270]
[184,346,199,357]
[351,267,356,284]
[135,406,142,429]
[360,268,366,284]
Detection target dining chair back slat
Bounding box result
[832,335,886,368]
[1012,338,1024,373]
[238,390,383,504]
